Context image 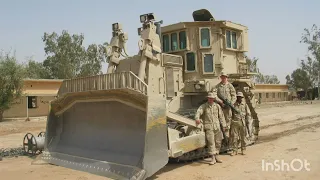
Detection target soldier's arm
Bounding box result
[216,96,224,105]
[218,105,227,128]
[212,85,224,104]
[195,104,204,123]
[229,84,237,104]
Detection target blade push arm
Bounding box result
[106,23,129,73]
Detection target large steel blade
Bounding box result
[41,89,168,180]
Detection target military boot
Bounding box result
[241,149,246,155]
[215,155,222,163]
[209,155,216,165]
[230,150,237,156]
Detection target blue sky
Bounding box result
[0,0,318,83]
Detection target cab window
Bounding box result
[226,30,237,49]
[162,34,170,52]
[200,28,210,47]
[226,30,231,48]
[232,32,237,49]
[203,54,214,73]
[186,52,196,71]
[179,31,187,49]
[171,33,178,51]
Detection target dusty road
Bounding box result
[0,101,319,180]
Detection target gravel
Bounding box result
[0,147,26,158]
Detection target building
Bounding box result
[252,84,290,103]
[3,79,63,119]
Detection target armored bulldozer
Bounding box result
[40,9,260,180]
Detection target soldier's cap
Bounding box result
[207,92,217,99]
[220,70,228,77]
[237,92,244,97]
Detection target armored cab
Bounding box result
[159,9,259,140]
[161,9,251,92]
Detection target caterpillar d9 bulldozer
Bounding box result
[40,9,260,180]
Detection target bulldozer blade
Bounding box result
[41,89,168,180]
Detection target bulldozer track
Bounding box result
[170,113,320,163]
[170,120,320,163]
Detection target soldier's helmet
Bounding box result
[236,92,244,97]
[220,70,229,77]
[207,92,217,99]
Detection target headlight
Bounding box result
[140,15,147,23]
[112,23,118,31]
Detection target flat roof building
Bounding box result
[3,79,63,119]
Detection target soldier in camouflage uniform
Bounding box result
[230,92,251,156]
[195,92,227,165]
[212,71,236,145]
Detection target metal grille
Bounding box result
[57,72,148,96]
[162,54,183,66]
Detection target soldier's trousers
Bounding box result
[246,117,253,138]
[222,107,232,137]
[205,129,223,155]
[230,120,246,151]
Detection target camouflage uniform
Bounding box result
[230,92,251,155]
[213,71,236,138]
[195,92,226,164]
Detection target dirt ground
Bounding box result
[0,101,320,180]
[0,117,47,149]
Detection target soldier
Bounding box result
[213,71,236,144]
[195,92,227,165]
[230,92,251,156]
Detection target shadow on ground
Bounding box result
[147,153,231,179]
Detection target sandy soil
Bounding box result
[0,117,46,149]
[0,102,320,180]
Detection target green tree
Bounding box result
[290,68,312,98]
[301,24,320,99]
[254,73,265,84]
[246,57,280,84]
[263,75,280,84]
[0,51,25,122]
[285,75,292,85]
[79,44,106,76]
[246,57,261,82]
[24,57,51,79]
[300,57,319,98]
[246,57,259,73]
[42,30,107,79]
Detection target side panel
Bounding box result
[166,67,175,97]
[143,52,169,178]
[242,28,249,52]
[143,94,168,178]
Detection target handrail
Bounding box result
[57,71,148,97]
